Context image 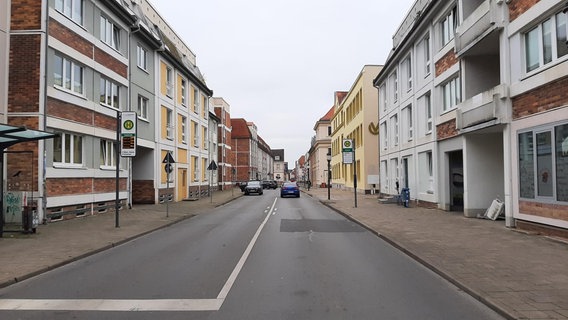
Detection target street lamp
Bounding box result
[327,153,331,200]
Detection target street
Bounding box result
[0,189,504,319]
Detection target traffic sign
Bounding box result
[207,160,218,171]
[162,152,175,164]
[120,111,137,157]
[342,139,353,152]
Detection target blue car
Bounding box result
[280,182,300,198]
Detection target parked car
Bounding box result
[280,181,300,198]
[262,180,278,189]
[244,180,263,195]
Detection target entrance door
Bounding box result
[178,169,187,200]
[449,151,463,211]
[402,158,409,189]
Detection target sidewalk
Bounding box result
[1,187,567,319]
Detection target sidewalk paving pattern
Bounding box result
[0,187,567,319]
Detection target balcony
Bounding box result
[456,84,508,132]
[455,0,505,56]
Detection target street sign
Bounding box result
[342,139,353,152]
[162,152,175,164]
[120,111,137,157]
[342,151,353,164]
[207,160,218,170]
[164,163,173,173]
[342,139,353,164]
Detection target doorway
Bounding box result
[449,151,463,211]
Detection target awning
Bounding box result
[0,124,57,149]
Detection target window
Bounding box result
[203,127,208,149]
[327,126,332,136]
[525,12,568,73]
[381,122,388,150]
[518,123,568,202]
[54,54,83,95]
[405,56,412,91]
[181,116,187,144]
[193,88,199,113]
[100,139,116,168]
[193,121,199,147]
[379,84,387,112]
[137,95,148,120]
[424,35,431,75]
[53,132,83,166]
[100,77,120,109]
[137,45,147,70]
[442,76,461,112]
[192,156,199,181]
[405,105,413,141]
[441,6,457,47]
[166,67,173,97]
[100,16,120,50]
[55,0,83,24]
[391,115,399,147]
[392,72,398,102]
[166,109,173,139]
[181,79,187,105]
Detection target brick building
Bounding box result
[4,0,213,225]
[213,97,233,190]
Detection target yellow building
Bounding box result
[331,65,382,193]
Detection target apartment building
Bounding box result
[330,65,381,193]
[212,97,233,190]
[374,0,567,235]
[257,136,274,181]
[208,108,220,191]
[4,0,214,226]
[308,106,333,188]
[374,0,510,216]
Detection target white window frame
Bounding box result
[137,95,148,120]
[423,34,431,76]
[53,132,83,167]
[100,139,116,169]
[379,84,387,112]
[391,114,399,147]
[166,66,173,97]
[381,122,388,150]
[193,121,199,147]
[136,45,147,71]
[405,105,413,141]
[100,16,120,51]
[193,88,200,113]
[524,12,568,74]
[54,54,84,95]
[181,78,187,106]
[442,76,461,112]
[426,93,433,134]
[100,77,120,109]
[441,6,457,47]
[181,116,187,144]
[405,56,412,91]
[166,109,173,140]
[55,0,83,25]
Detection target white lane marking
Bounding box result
[0,197,279,312]
[217,197,277,300]
[0,299,223,311]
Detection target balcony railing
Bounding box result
[456,84,508,131]
[455,0,503,55]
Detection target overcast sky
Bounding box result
[151,0,415,166]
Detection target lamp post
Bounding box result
[327,153,331,200]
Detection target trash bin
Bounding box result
[22,206,38,234]
[401,188,410,208]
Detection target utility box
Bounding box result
[22,206,38,233]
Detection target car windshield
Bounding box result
[282,182,296,188]
[247,181,261,187]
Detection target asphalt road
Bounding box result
[0,189,504,319]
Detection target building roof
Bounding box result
[231,118,250,138]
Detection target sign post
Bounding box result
[162,152,175,217]
[342,139,357,208]
[207,160,217,203]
